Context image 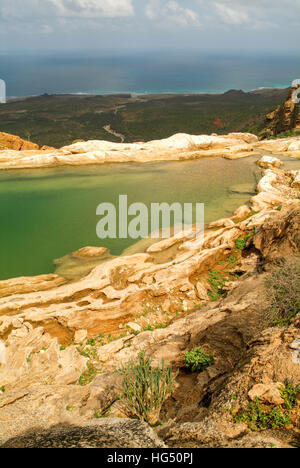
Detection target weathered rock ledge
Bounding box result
[0,132,300,170]
[0,161,299,448]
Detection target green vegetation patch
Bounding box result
[265,259,300,326]
[118,351,177,425]
[184,347,214,373]
[78,362,98,386]
[235,381,299,431]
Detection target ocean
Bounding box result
[0,50,300,97]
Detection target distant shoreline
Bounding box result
[5,86,290,102]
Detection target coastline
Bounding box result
[5,86,290,102]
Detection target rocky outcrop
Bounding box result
[262,85,300,138]
[1,419,166,448]
[0,132,39,151]
[257,156,283,169]
[0,131,299,169]
[253,200,300,261]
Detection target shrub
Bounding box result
[78,362,97,386]
[235,381,299,431]
[279,380,300,411]
[184,347,214,373]
[207,271,226,301]
[235,398,291,430]
[118,352,177,425]
[235,228,256,251]
[265,259,300,326]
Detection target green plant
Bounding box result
[76,344,98,360]
[227,254,238,264]
[279,380,300,411]
[235,398,291,431]
[235,228,255,251]
[118,352,177,425]
[0,386,5,393]
[265,259,300,326]
[184,347,214,373]
[143,323,167,332]
[94,407,111,419]
[207,270,226,301]
[79,362,97,386]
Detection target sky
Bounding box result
[0,0,300,53]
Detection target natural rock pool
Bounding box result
[0,155,299,280]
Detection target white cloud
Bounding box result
[146,0,201,28]
[2,0,134,21]
[214,3,249,25]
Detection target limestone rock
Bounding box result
[291,170,300,188]
[72,246,109,259]
[74,330,88,344]
[0,132,39,151]
[0,274,66,299]
[232,205,251,222]
[248,383,285,406]
[257,156,283,169]
[126,323,142,333]
[1,419,166,448]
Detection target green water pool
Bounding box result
[0,156,299,280]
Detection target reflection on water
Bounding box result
[0,155,299,280]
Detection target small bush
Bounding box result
[184,347,214,373]
[207,271,226,301]
[235,381,299,431]
[265,259,300,326]
[119,352,177,425]
[279,380,300,411]
[79,362,97,386]
[235,228,256,251]
[235,398,291,430]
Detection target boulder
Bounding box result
[126,323,142,333]
[74,329,88,344]
[0,132,39,151]
[257,156,283,169]
[1,419,166,448]
[72,246,109,259]
[291,170,300,189]
[248,383,285,406]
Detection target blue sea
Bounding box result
[0,50,300,97]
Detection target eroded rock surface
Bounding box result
[0,132,39,151]
[0,163,299,448]
[0,131,299,170]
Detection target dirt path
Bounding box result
[103,124,125,143]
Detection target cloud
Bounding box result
[146,0,201,28]
[1,0,135,21]
[0,0,135,36]
[214,3,249,25]
[212,0,300,29]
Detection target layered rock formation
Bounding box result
[0,132,39,151]
[0,159,299,448]
[263,84,300,138]
[0,131,299,170]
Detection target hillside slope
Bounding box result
[0,89,289,148]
